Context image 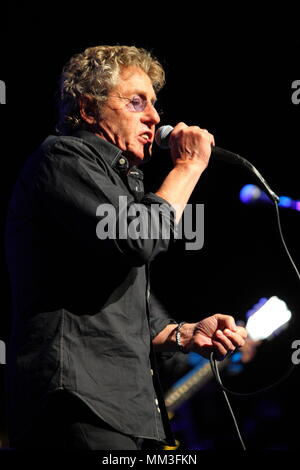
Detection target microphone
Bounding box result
[155,125,242,163]
[155,125,280,203]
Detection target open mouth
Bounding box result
[138,133,152,144]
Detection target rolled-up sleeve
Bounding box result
[115,192,178,265]
[35,137,178,267]
[148,293,177,339]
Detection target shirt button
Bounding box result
[154,398,160,413]
[116,157,129,172]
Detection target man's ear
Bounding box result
[79,95,98,125]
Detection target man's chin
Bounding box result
[125,144,152,167]
[139,152,152,166]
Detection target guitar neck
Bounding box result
[165,358,229,413]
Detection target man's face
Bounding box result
[96,66,161,166]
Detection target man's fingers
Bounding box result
[191,314,247,360]
[238,326,248,338]
[213,326,247,357]
[169,123,215,167]
[221,327,247,348]
[211,339,229,359]
[214,314,237,332]
[215,330,237,352]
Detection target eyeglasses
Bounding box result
[109,94,162,114]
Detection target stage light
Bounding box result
[239,184,270,204]
[245,296,292,341]
[279,196,292,208]
[165,296,292,412]
[240,184,299,211]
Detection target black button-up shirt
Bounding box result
[5,130,177,444]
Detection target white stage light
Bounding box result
[246,296,292,341]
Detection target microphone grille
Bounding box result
[155,125,174,149]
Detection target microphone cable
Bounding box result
[210,200,300,450]
[156,126,300,449]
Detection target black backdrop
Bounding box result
[1,9,300,451]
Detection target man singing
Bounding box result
[5,45,247,450]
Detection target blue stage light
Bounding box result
[240,185,299,212]
[278,196,292,208]
[240,184,271,204]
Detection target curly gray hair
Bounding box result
[56,45,166,134]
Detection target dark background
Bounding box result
[1,8,300,451]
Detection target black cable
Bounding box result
[210,352,296,450]
[209,200,300,449]
[211,201,299,396]
[274,201,300,283]
[211,355,296,397]
[210,353,246,451]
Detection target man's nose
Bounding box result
[142,102,161,126]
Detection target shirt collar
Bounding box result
[69,129,143,180]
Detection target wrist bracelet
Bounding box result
[176,322,188,353]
